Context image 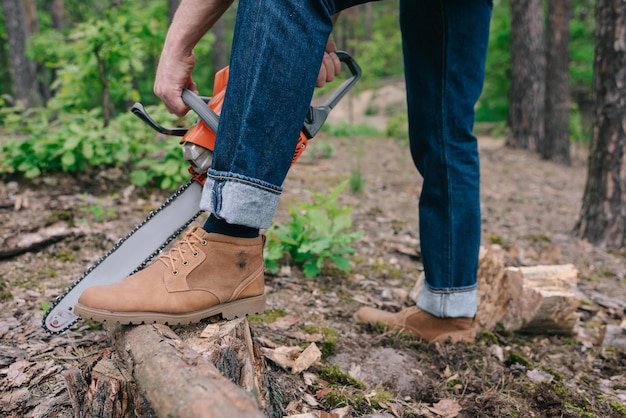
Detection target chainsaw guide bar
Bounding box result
[42,181,203,334]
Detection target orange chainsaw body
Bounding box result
[180,66,308,181]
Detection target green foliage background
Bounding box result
[0,0,596,188]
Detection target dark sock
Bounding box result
[202,213,259,238]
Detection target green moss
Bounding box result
[53,250,76,262]
[320,387,371,413]
[248,308,287,324]
[610,400,626,416]
[318,365,366,390]
[507,352,532,368]
[487,233,507,246]
[480,330,499,344]
[302,325,339,359]
[45,210,74,226]
[0,290,12,301]
[524,234,552,243]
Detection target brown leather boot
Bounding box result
[355,306,476,343]
[74,226,265,325]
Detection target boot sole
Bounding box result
[74,294,266,326]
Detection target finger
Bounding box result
[322,53,338,84]
[329,51,341,79]
[317,57,328,87]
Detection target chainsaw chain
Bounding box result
[41,179,202,334]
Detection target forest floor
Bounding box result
[1,83,626,418]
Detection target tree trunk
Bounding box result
[507,0,545,151]
[106,322,266,418]
[0,31,10,98]
[575,0,626,248]
[94,45,115,126]
[211,17,228,74]
[21,0,38,34]
[543,0,571,165]
[0,0,38,107]
[51,0,65,30]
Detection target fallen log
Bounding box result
[500,263,580,335]
[105,322,265,418]
[184,318,264,399]
[0,222,83,259]
[475,246,515,332]
[411,247,581,335]
[63,349,154,418]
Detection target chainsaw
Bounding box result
[42,51,361,334]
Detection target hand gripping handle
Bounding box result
[181,89,220,132]
[181,50,361,139]
[302,51,362,139]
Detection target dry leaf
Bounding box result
[426,399,462,418]
[388,242,420,259]
[268,314,300,330]
[303,392,319,407]
[292,343,322,374]
[261,345,302,370]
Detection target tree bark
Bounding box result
[0,0,38,107]
[51,0,65,31]
[500,264,580,335]
[106,322,266,418]
[21,0,38,34]
[575,0,626,248]
[507,0,545,151]
[63,349,155,418]
[543,0,571,165]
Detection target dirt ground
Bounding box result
[1,85,626,417]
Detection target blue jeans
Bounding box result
[200,0,492,318]
[400,0,492,318]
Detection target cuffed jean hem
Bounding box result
[200,170,281,229]
[417,285,478,318]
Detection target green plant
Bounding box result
[0,102,193,190]
[40,301,51,315]
[264,181,363,278]
[385,112,408,139]
[307,142,335,160]
[321,121,384,138]
[349,165,364,194]
[81,199,119,222]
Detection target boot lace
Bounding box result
[158,227,208,275]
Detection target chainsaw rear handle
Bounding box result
[181,50,361,139]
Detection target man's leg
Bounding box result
[356,0,492,342]
[75,0,336,325]
[203,0,337,230]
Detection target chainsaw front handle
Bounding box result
[303,51,362,139]
[180,50,361,140]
